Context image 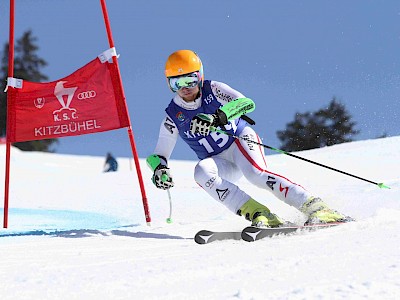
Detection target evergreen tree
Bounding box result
[0,30,58,151]
[277,98,359,152]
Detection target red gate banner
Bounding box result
[4,0,151,229]
[7,52,130,142]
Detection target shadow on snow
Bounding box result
[0,228,188,240]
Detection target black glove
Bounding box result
[152,165,174,190]
[190,109,228,136]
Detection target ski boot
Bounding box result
[237,198,283,228]
[300,196,354,225]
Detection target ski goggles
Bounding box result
[168,71,201,92]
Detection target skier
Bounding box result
[146,49,352,227]
[104,152,118,172]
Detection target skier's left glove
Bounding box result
[146,154,174,190]
[190,109,228,136]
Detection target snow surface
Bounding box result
[0,136,399,300]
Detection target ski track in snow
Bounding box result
[0,137,400,300]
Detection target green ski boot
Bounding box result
[237,198,283,228]
[300,196,354,225]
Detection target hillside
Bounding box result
[0,136,399,299]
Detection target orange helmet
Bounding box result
[165,50,204,92]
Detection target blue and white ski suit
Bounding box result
[153,80,311,214]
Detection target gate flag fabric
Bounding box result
[7,48,130,143]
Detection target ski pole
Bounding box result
[166,189,173,223]
[212,127,390,189]
[161,173,173,223]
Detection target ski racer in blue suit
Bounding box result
[146,50,353,227]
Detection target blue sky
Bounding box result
[1,0,399,160]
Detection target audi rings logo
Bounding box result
[77,90,96,100]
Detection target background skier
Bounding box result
[104,152,118,172]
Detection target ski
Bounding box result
[194,230,242,244]
[195,222,349,244]
[241,222,345,242]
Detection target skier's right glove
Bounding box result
[152,165,174,190]
[146,154,174,190]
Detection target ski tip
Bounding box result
[194,230,214,245]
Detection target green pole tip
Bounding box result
[378,183,390,189]
[166,218,172,224]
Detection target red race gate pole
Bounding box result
[3,0,16,228]
[99,0,151,225]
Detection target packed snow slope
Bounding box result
[0,136,399,300]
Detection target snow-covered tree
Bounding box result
[277,98,359,152]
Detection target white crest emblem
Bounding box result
[34,97,45,109]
